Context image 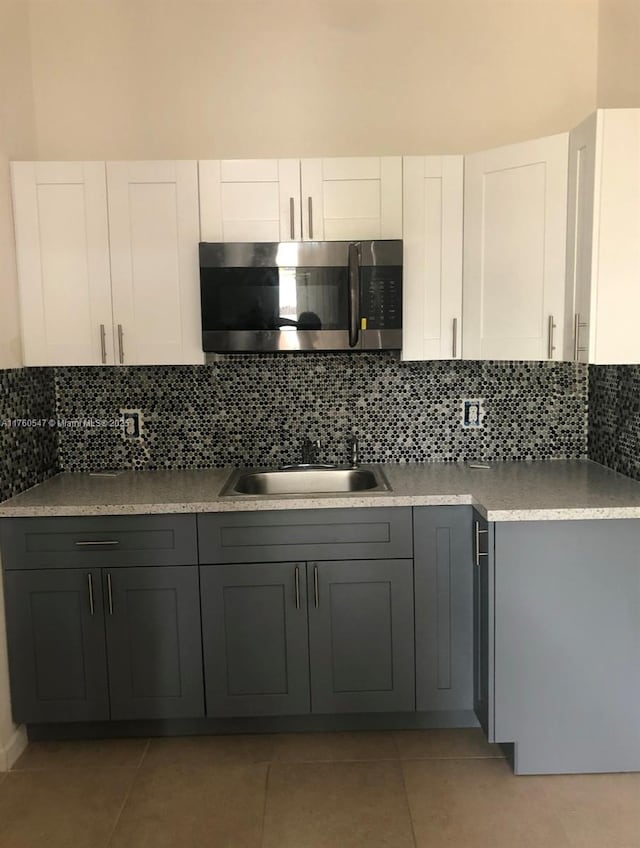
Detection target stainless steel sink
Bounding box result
[220,466,391,496]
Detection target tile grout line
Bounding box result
[103,766,140,848]
[137,738,151,768]
[259,762,272,848]
[398,759,420,848]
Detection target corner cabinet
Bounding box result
[401,157,464,361]
[11,160,203,367]
[199,157,403,242]
[462,133,568,361]
[565,108,640,364]
[477,517,640,775]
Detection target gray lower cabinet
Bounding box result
[200,562,310,717]
[3,568,110,723]
[487,519,640,775]
[4,565,204,723]
[105,566,204,720]
[201,558,415,717]
[308,559,415,713]
[413,506,473,714]
[1,515,203,724]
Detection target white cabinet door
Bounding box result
[463,135,568,361]
[107,161,203,365]
[300,157,402,241]
[402,156,463,361]
[11,162,113,366]
[199,159,300,242]
[565,109,640,364]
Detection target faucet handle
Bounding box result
[348,434,359,467]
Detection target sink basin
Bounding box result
[220,466,391,496]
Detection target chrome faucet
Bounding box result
[348,435,360,468]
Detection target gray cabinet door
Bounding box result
[472,510,494,741]
[104,566,204,720]
[414,506,473,712]
[200,562,310,717]
[308,559,415,713]
[3,568,109,723]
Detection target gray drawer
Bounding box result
[0,515,197,569]
[197,508,413,563]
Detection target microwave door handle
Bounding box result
[348,242,360,348]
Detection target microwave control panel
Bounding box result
[360,268,402,329]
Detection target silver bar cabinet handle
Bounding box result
[313,564,319,608]
[452,317,458,358]
[117,324,124,364]
[75,540,120,547]
[87,573,95,616]
[289,197,295,240]
[474,521,489,567]
[99,323,107,364]
[106,573,114,615]
[547,315,556,360]
[308,197,314,239]
[573,313,588,360]
[294,565,300,610]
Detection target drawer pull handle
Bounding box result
[294,565,300,609]
[313,564,319,608]
[106,572,114,615]
[87,573,95,616]
[75,540,120,546]
[474,521,489,567]
[308,197,314,239]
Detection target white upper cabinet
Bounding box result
[199,157,403,243]
[12,160,203,367]
[462,134,568,361]
[300,157,402,241]
[107,161,203,365]
[11,162,113,366]
[199,159,301,242]
[401,156,463,360]
[565,109,640,365]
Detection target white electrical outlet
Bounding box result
[121,408,143,439]
[462,399,484,429]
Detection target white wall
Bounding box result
[0,0,35,768]
[597,0,640,105]
[26,0,599,160]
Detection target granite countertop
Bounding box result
[2,460,640,521]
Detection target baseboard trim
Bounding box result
[28,710,480,741]
[0,724,27,770]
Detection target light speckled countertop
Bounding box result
[2,460,640,521]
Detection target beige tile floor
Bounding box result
[0,729,638,847]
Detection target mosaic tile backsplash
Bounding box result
[0,368,59,501]
[52,354,588,472]
[589,365,640,482]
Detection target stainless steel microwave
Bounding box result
[199,240,402,353]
